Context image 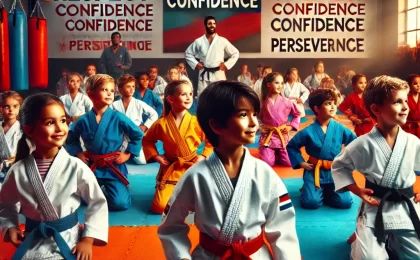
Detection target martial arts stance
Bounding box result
[283,68,309,117]
[111,74,158,164]
[0,93,108,259]
[287,89,356,209]
[59,72,93,125]
[66,74,143,211]
[158,81,301,259]
[338,74,375,137]
[259,72,300,167]
[332,76,420,260]
[143,80,213,214]
[185,16,239,97]
[302,61,330,91]
[134,72,163,117]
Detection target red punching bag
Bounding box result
[0,1,10,91]
[28,1,48,89]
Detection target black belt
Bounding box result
[366,180,420,243]
[200,67,219,81]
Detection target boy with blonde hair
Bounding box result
[332,75,420,259]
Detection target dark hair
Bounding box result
[111,31,121,38]
[15,93,65,163]
[261,72,283,101]
[308,89,338,116]
[406,74,420,87]
[313,61,324,71]
[285,68,298,82]
[351,74,367,86]
[204,16,216,26]
[136,71,149,79]
[117,74,136,89]
[0,91,23,106]
[163,80,191,116]
[197,81,260,147]
[363,75,409,119]
[148,65,159,71]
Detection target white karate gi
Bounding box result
[185,34,239,97]
[237,75,253,87]
[152,76,167,102]
[302,73,329,91]
[283,82,310,117]
[332,126,420,260]
[0,121,22,162]
[111,98,158,164]
[0,148,108,259]
[158,148,301,260]
[253,78,263,100]
[59,92,93,118]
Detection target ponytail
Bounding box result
[14,133,31,163]
[14,93,64,163]
[163,80,189,116]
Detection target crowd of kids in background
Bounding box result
[0,58,420,260]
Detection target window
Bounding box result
[405,0,420,47]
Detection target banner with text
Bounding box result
[41,0,377,58]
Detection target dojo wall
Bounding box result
[3,0,408,97]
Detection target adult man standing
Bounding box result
[185,16,239,97]
[99,32,132,81]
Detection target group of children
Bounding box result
[0,67,420,259]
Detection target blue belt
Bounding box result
[13,211,79,260]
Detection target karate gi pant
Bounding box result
[196,70,226,97]
[301,181,353,209]
[97,177,131,211]
[351,221,420,260]
[259,146,292,167]
[131,148,147,165]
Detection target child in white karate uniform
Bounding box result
[0,93,108,259]
[332,75,420,260]
[158,81,301,259]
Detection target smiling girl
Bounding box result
[142,80,213,214]
[0,93,108,259]
[259,72,301,167]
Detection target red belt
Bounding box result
[86,151,129,186]
[199,231,268,260]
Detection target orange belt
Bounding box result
[308,156,333,189]
[199,231,271,260]
[86,151,129,186]
[156,153,197,190]
[260,125,287,148]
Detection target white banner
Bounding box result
[260,0,378,58]
[41,0,377,59]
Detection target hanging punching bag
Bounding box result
[0,2,10,91]
[9,0,28,91]
[28,1,48,89]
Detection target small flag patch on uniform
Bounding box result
[279,193,293,211]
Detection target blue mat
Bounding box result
[98,176,358,259]
[14,175,356,259]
